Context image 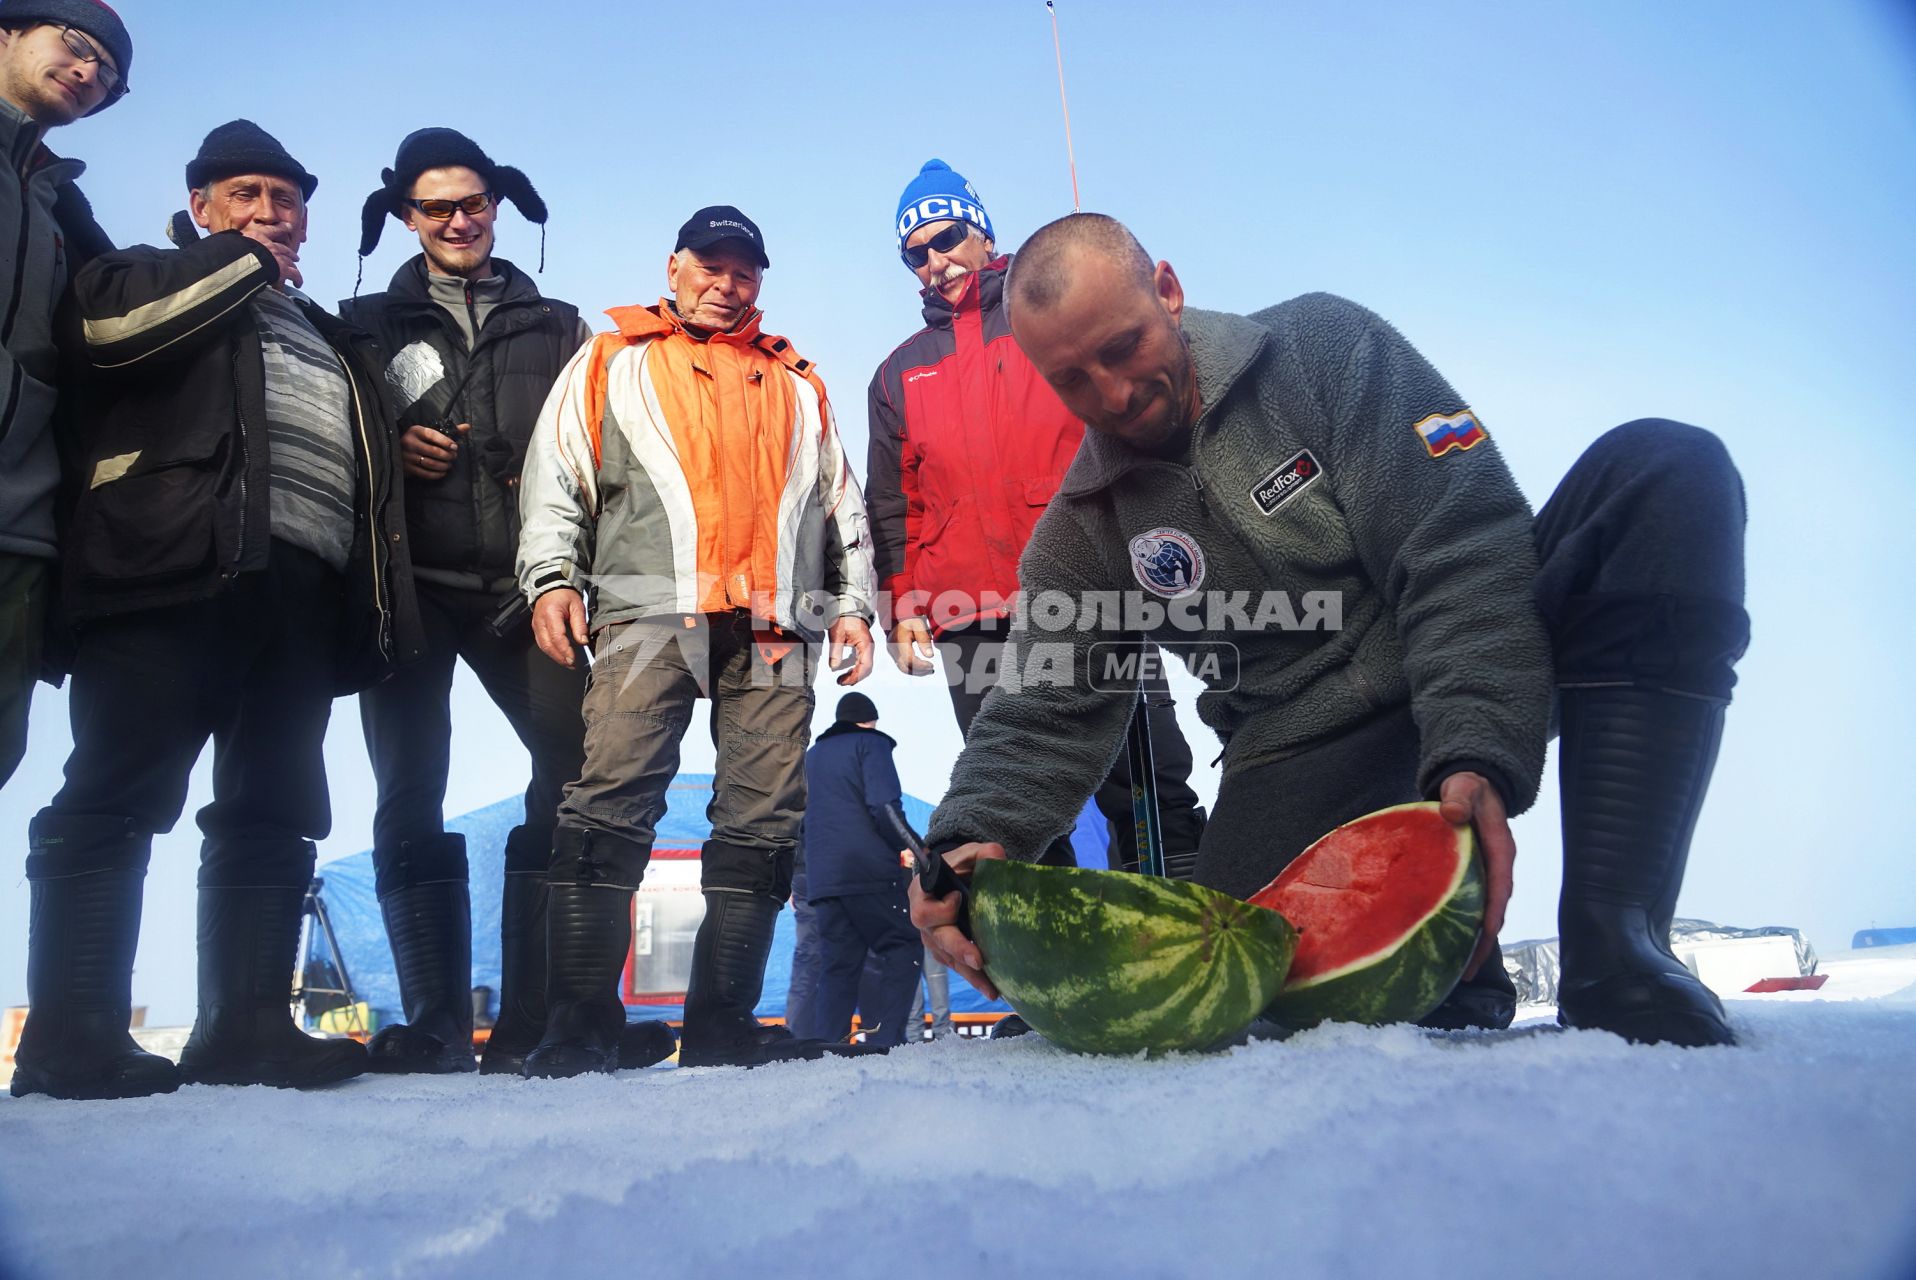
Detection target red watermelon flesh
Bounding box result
[1249,801,1484,1026]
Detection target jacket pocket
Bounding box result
[405,472,473,570]
[916,500,956,549]
[1021,475,1066,507]
[75,435,230,586]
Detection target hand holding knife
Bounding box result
[880,802,972,939]
[884,804,999,998]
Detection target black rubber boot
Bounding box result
[521,883,631,1079]
[179,886,368,1088]
[679,891,888,1067]
[987,1013,1033,1040]
[1417,941,1518,1032]
[367,877,476,1074]
[1556,686,1736,1047]
[617,1020,678,1071]
[10,853,180,1100]
[479,871,547,1076]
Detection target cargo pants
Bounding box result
[552,610,815,898]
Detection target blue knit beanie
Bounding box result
[894,159,993,254]
[0,0,132,113]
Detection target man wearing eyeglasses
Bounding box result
[516,206,879,1074]
[13,121,423,1099]
[0,0,128,799]
[339,129,680,1078]
[867,160,1207,879]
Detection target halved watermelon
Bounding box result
[973,860,1297,1055]
[1249,801,1483,1027]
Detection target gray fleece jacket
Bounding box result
[927,293,1553,861]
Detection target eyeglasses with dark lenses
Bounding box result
[901,221,973,269]
[405,194,495,221]
[58,27,122,97]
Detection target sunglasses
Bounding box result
[901,221,973,269]
[58,26,122,98]
[405,194,494,221]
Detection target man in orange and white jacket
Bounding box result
[515,205,878,1074]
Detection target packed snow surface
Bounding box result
[4,996,1914,1280]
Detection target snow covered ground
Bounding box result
[4,964,1914,1280]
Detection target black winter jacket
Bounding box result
[340,257,583,586]
[57,231,424,692]
[1,110,115,572]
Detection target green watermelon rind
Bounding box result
[972,860,1298,1056]
[1263,814,1485,1029]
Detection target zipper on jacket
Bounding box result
[465,329,483,575]
[338,347,393,660]
[0,175,34,348]
[448,292,499,578]
[0,174,34,441]
[1180,457,1264,575]
[227,350,251,577]
[403,301,485,576]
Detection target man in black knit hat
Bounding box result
[802,691,924,1049]
[342,129,672,1075]
[0,0,127,799]
[11,120,421,1099]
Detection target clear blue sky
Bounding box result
[4,1,1912,1024]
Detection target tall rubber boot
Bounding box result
[479,870,547,1075]
[521,883,631,1079]
[10,862,180,1100]
[178,886,368,1087]
[679,891,887,1067]
[366,879,476,1074]
[1556,686,1736,1047]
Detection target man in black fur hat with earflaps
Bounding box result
[342,129,673,1075]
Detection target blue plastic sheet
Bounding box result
[308,774,1110,1024]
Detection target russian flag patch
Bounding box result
[1412,410,1488,458]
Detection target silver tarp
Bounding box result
[1502,918,1817,1005]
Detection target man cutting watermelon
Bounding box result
[911,213,1749,1049]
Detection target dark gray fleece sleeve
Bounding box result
[1269,292,1552,812]
[926,508,1136,860]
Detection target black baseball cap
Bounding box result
[675,205,769,269]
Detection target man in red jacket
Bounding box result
[866,160,1205,874]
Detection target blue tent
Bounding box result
[309,774,1111,1026]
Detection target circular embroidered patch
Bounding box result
[1129,527,1206,599]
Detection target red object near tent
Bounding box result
[1744,975,1828,993]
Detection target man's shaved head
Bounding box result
[1005,213,1198,454]
[1005,212,1155,316]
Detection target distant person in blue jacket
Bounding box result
[804,692,922,1047]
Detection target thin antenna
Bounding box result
[1047,1,1082,210]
